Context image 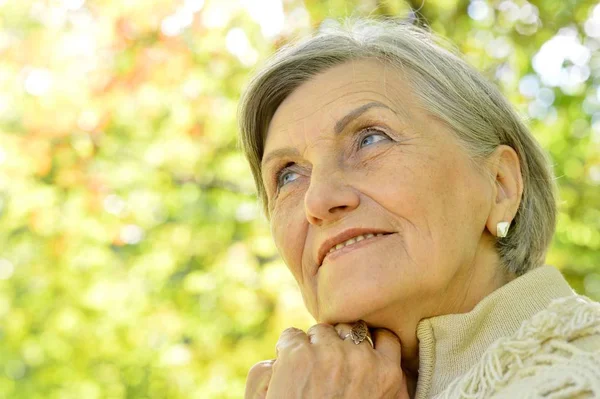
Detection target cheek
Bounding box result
[363,156,432,215]
[361,155,459,261]
[270,201,308,281]
[271,209,320,319]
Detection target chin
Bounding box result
[317,300,372,325]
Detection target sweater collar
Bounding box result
[414,265,575,398]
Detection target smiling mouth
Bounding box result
[321,232,393,266]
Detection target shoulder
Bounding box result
[435,295,600,399]
[571,334,600,352]
[549,295,600,352]
[526,295,600,345]
[488,349,600,399]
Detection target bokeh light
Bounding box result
[0,0,599,398]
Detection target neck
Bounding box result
[364,256,516,394]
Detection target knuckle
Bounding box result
[333,323,351,337]
[334,322,352,332]
[286,344,311,362]
[306,322,330,335]
[280,327,303,339]
[247,360,273,379]
[283,326,303,334]
[276,327,305,352]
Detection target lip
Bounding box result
[317,228,394,267]
[322,233,394,266]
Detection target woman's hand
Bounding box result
[245,323,410,399]
[245,359,274,399]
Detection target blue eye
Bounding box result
[359,129,388,148]
[276,164,299,188]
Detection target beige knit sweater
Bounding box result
[414,266,600,399]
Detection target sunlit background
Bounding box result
[0,0,599,397]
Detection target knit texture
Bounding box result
[436,296,600,398]
[413,266,600,399]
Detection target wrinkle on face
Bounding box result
[263,59,498,329]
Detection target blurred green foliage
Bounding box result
[0,0,599,398]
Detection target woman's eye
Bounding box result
[359,129,388,148]
[276,167,299,188]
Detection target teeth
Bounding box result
[326,233,388,255]
[344,237,357,245]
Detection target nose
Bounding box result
[304,167,360,225]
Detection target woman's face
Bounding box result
[261,60,500,324]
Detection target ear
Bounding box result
[485,145,523,238]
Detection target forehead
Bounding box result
[265,60,413,147]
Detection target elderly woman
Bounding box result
[238,19,600,398]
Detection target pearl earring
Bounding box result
[497,221,510,238]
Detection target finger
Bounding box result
[275,327,307,357]
[333,323,354,341]
[245,360,274,399]
[306,323,339,345]
[371,328,401,360]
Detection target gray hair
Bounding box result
[238,18,558,276]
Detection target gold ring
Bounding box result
[343,320,374,349]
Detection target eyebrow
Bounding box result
[261,101,395,168]
[334,101,393,134]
